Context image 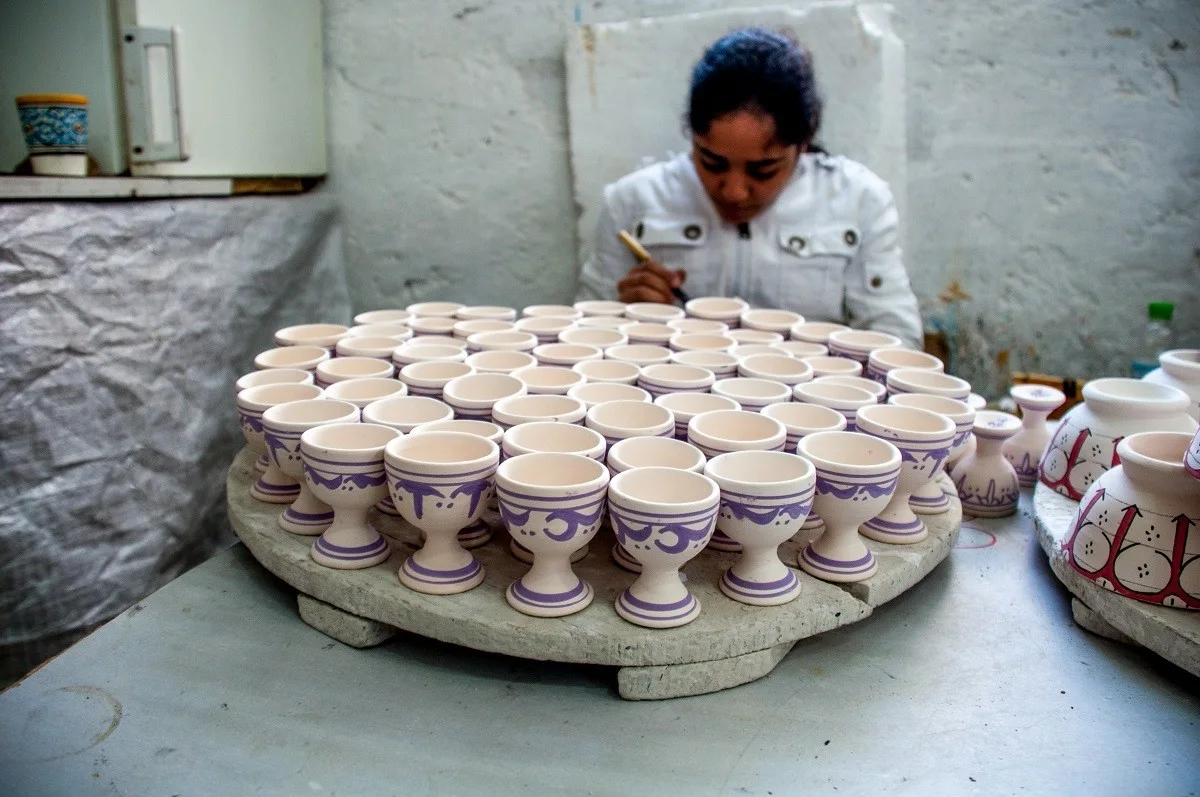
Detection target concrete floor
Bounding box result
[2,493,1198,796]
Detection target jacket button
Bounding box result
[635,222,644,238]
[684,224,702,240]
[844,229,858,246]
[788,235,805,250]
[870,276,883,289]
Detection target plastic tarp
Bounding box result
[0,191,349,673]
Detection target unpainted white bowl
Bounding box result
[867,347,944,383]
[728,328,784,346]
[814,375,887,403]
[558,327,628,350]
[667,318,729,335]
[793,382,877,430]
[621,322,676,346]
[827,329,904,363]
[441,373,527,419]
[347,322,415,341]
[513,365,588,395]
[761,401,847,452]
[452,318,514,340]
[316,356,395,387]
[393,343,469,368]
[605,344,672,367]
[585,399,675,449]
[522,304,583,320]
[685,296,748,324]
[353,309,411,326]
[408,335,469,350]
[254,345,330,372]
[274,323,349,348]
[802,355,863,378]
[669,350,740,379]
[737,354,813,386]
[638,364,715,397]
[567,382,652,409]
[464,350,537,374]
[407,316,458,337]
[607,435,706,474]
[336,336,402,359]
[668,332,737,354]
[405,301,464,318]
[711,377,792,411]
[398,360,476,399]
[491,394,588,428]
[235,367,313,394]
[515,316,577,344]
[465,330,539,353]
[731,344,782,360]
[502,421,606,460]
[532,342,603,367]
[624,302,685,323]
[740,308,803,333]
[686,409,787,456]
[790,321,849,344]
[769,341,828,358]
[575,316,630,329]
[409,418,503,445]
[322,377,408,408]
[455,305,517,321]
[573,299,627,317]
[654,391,742,440]
[886,368,972,401]
[571,358,641,385]
[362,395,455,433]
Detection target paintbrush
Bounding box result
[617,230,690,305]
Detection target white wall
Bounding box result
[323,0,1200,395]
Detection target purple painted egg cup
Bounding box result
[237,383,324,503]
[301,423,402,570]
[386,432,498,594]
[609,467,721,629]
[235,367,315,473]
[410,419,504,549]
[262,398,361,535]
[497,452,609,617]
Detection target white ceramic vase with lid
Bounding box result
[1002,384,1066,487]
[1143,349,1200,421]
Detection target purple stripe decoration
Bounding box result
[457,519,492,548]
[616,588,699,625]
[799,545,876,577]
[720,568,799,600]
[283,507,335,525]
[909,492,950,509]
[611,543,642,573]
[313,534,389,562]
[507,578,592,611]
[399,555,484,587]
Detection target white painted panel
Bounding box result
[566,2,906,262]
[128,0,327,177]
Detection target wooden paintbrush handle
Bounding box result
[617,230,652,263]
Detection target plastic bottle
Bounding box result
[1130,301,1174,379]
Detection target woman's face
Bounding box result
[691,110,801,225]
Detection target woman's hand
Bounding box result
[617,260,687,304]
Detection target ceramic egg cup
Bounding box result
[302,423,402,569]
[886,394,975,516]
[497,453,610,617]
[386,432,499,594]
[706,451,814,606]
[237,383,325,503]
[609,467,721,628]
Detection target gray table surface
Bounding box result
[2,492,1198,796]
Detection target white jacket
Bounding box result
[576,151,923,349]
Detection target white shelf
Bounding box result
[0,175,233,200]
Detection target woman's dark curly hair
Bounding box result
[687,28,823,149]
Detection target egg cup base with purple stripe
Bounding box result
[958,499,1018,519]
[311,532,391,570]
[279,504,334,536]
[615,587,701,629]
[860,515,928,545]
[798,545,878,583]
[251,475,301,504]
[506,577,595,618]
[799,516,824,532]
[611,543,643,573]
[457,519,493,549]
[509,538,588,564]
[256,453,269,472]
[909,481,951,515]
[375,496,402,516]
[705,529,742,553]
[719,566,802,606]
[398,553,486,595]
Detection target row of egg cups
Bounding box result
[291,296,864,347]
[237,377,977,615]
[238,359,970,512]
[239,381,960,626]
